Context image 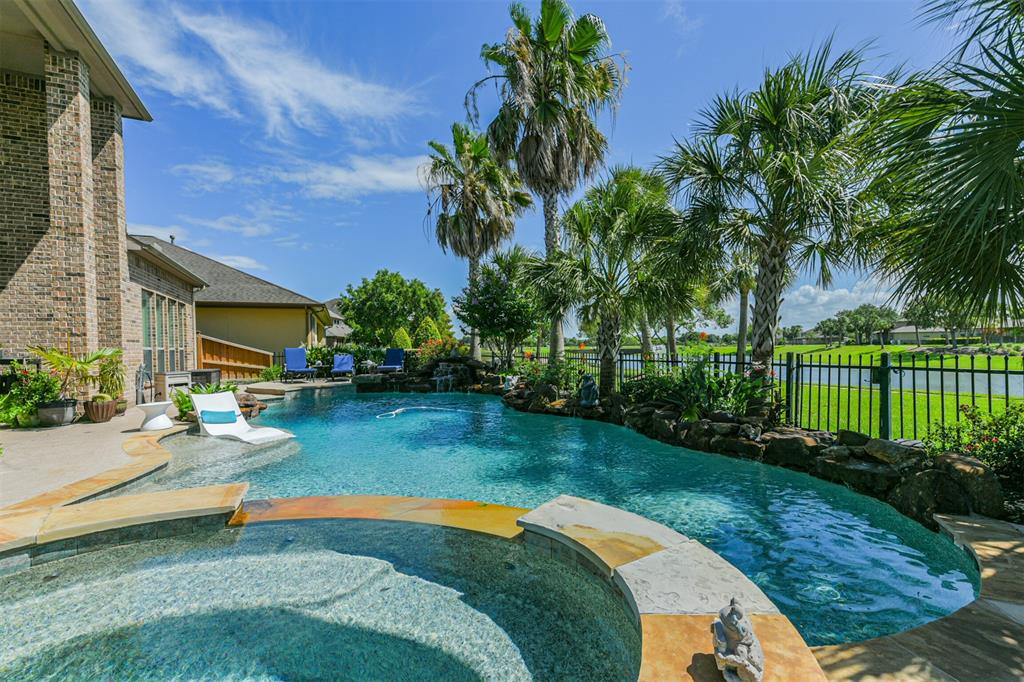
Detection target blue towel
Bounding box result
[201,410,237,424]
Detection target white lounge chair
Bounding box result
[190,391,294,445]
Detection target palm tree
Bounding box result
[864,0,1024,321]
[532,167,685,397]
[659,41,876,370]
[423,122,532,360]
[710,247,758,369]
[468,0,626,361]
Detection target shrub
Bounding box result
[304,345,333,367]
[335,343,385,365]
[418,337,460,365]
[413,317,442,346]
[926,404,1024,489]
[97,355,126,398]
[390,327,413,350]
[259,364,284,381]
[171,388,194,416]
[91,393,112,402]
[510,358,580,391]
[0,362,60,426]
[512,358,544,386]
[621,360,767,421]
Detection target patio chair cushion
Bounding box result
[200,410,238,424]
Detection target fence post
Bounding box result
[785,352,795,424]
[878,352,892,440]
[713,352,721,377]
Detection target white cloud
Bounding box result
[183,214,275,238]
[781,278,896,329]
[171,160,236,193]
[79,0,234,115]
[212,255,268,271]
[269,155,429,200]
[173,8,416,139]
[81,1,417,140]
[663,0,703,55]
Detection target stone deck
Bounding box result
[244,378,353,397]
[814,514,1024,681]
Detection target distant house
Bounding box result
[322,298,353,346]
[132,237,331,361]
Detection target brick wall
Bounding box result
[127,252,196,383]
[0,71,53,353]
[91,97,128,351]
[45,46,98,357]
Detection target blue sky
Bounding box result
[80,0,956,334]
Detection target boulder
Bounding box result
[624,405,658,433]
[681,419,713,451]
[819,445,852,461]
[650,412,679,443]
[933,453,1005,518]
[887,470,971,530]
[864,439,926,472]
[738,422,762,441]
[710,435,765,460]
[711,421,741,437]
[707,411,737,424]
[815,455,901,497]
[760,432,818,471]
[837,429,871,447]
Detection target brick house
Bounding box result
[0,1,204,401]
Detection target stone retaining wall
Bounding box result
[501,386,1005,531]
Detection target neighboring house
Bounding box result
[0,0,210,399]
[322,298,353,347]
[131,237,331,361]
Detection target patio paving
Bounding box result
[0,409,150,508]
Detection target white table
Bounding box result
[138,401,174,431]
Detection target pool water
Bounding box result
[0,520,640,680]
[149,391,977,645]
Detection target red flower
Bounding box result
[992,437,1000,444]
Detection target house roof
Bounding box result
[126,236,206,287]
[130,235,323,308]
[322,298,353,338]
[1,0,151,121]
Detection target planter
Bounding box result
[36,399,77,427]
[115,398,128,416]
[84,399,117,423]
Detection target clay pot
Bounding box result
[83,399,117,423]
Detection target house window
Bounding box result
[141,291,153,377]
[142,291,189,376]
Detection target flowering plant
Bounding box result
[926,404,1024,488]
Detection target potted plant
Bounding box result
[97,355,127,415]
[0,363,59,428]
[28,346,120,427]
[83,393,117,423]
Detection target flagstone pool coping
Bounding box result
[0,387,1018,680]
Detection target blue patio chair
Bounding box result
[331,353,354,380]
[378,348,405,373]
[283,347,317,382]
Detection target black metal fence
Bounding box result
[555,349,1024,440]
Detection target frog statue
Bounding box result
[578,374,599,408]
[711,598,765,682]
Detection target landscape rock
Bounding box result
[738,423,762,441]
[711,421,741,437]
[760,432,818,470]
[815,455,901,497]
[887,470,971,530]
[650,412,679,443]
[710,435,765,460]
[707,411,737,424]
[864,439,927,472]
[837,429,871,447]
[818,445,852,461]
[681,419,713,451]
[933,453,1006,518]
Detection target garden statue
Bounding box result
[503,375,519,392]
[711,598,764,682]
[579,374,598,407]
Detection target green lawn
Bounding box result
[710,343,1024,371]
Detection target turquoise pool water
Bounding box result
[0,520,640,680]
[154,391,978,645]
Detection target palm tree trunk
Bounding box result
[542,188,565,361]
[751,241,788,369]
[640,312,653,355]
[597,310,621,398]
[468,256,481,361]
[736,285,750,371]
[665,314,677,358]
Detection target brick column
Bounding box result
[91,96,129,352]
[45,44,97,356]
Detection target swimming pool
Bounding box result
[0,519,640,680]
[147,390,977,645]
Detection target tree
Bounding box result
[453,246,542,370]
[390,327,413,350]
[781,325,804,344]
[413,317,442,347]
[469,0,626,361]
[874,306,899,347]
[660,41,876,370]
[903,296,940,346]
[865,0,1024,322]
[816,318,845,347]
[423,122,532,360]
[337,270,450,346]
[532,167,685,397]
